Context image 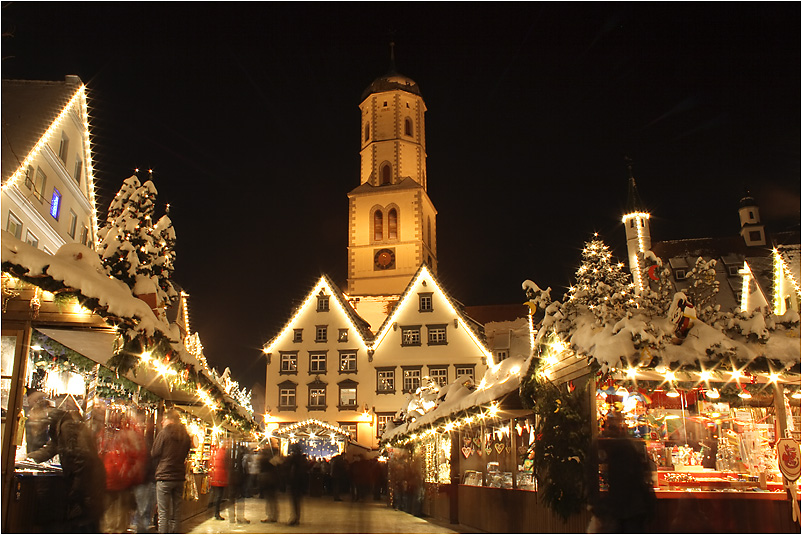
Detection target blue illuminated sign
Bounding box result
[50,189,61,219]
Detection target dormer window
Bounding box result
[728,265,740,276]
[419,293,433,312]
[674,269,687,280]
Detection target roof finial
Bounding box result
[389,41,396,73]
[624,155,634,179]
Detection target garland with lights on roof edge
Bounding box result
[519,352,592,521]
[2,265,256,434]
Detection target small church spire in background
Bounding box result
[624,156,645,214]
[389,41,397,74]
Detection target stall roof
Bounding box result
[271,419,353,440]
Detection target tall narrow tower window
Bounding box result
[404,118,413,136]
[364,123,370,141]
[427,217,432,246]
[374,211,383,241]
[388,209,398,239]
[381,164,392,185]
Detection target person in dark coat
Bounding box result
[258,447,280,523]
[329,453,347,501]
[286,443,307,526]
[591,413,656,533]
[27,409,106,533]
[151,409,191,534]
[227,443,250,524]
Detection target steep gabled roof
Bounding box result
[263,274,374,353]
[2,78,83,184]
[370,264,490,357]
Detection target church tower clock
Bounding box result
[347,52,438,297]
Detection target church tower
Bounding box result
[347,48,438,298]
[738,190,766,247]
[621,158,651,292]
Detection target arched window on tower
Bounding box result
[374,211,383,241]
[388,209,398,240]
[381,164,392,185]
[364,123,370,142]
[404,118,413,137]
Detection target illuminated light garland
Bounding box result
[370,265,492,362]
[263,276,370,355]
[621,211,651,292]
[772,248,800,315]
[740,261,754,312]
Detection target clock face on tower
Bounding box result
[374,248,396,270]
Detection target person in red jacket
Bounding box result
[209,439,231,520]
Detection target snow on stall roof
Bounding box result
[2,231,169,337]
[383,354,532,441]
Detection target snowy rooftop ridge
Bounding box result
[382,354,531,441]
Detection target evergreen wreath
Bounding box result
[520,360,591,521]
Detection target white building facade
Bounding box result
[2,76,98,255]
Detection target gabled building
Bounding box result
[2,76,98,254]
[263,266,491,450]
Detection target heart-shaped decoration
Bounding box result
[485,447,492,456]
[475,448,482,457]
[461,447,473,459]
[495,443,505,454]
[518,446,527,454]
[473,438,482,448]
[464,437,472,448]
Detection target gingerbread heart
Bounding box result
[485,447,492,456]
[475,448,482,457]
[474,438,482,448]
[461,446,473,458]
[518,446,527,454]
[495,443,505,454]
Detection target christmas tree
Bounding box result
[684,257,720,322]
[98,173,178,311]
[564,234,635,325]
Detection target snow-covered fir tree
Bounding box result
[563,235,635,325]
[684,257,720,322]
[98,174,178,310]
[638,251,674,318]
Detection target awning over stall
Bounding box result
[271,419,353,441]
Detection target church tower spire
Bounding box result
[621,157,652,292]
[347,54,437,297]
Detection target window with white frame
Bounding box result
[309,352,327,373]
[308,384,326,409]
[73,157,82,184]
[377,368,395,393]
[339,351,357,373]
[377,414,394,438]
[6,211,23,239]
[429,367,448,386]
[419,293,433,312]
[338,381,357,408]
[58,132,70,164]
[25,230,39,249]
[403,368,421,393]
[339,423,357,441]
[33,168,47,202]
[427,325,447,345]
[401,326,421,346]
[315,325,327,342]
[80,224,88,245]
[68,210,77,239]
[278,381,297,409]
[279,352,298,373]
[317,294,330,312]
[455,366,475,382]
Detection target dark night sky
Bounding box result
[3,2,799,390]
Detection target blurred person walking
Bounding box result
[286,443,308,526]
[259,446,281,523]
[152,409,191,533]
[132,413,157,533]
[208,439,230,520]
[27,409,106,532]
